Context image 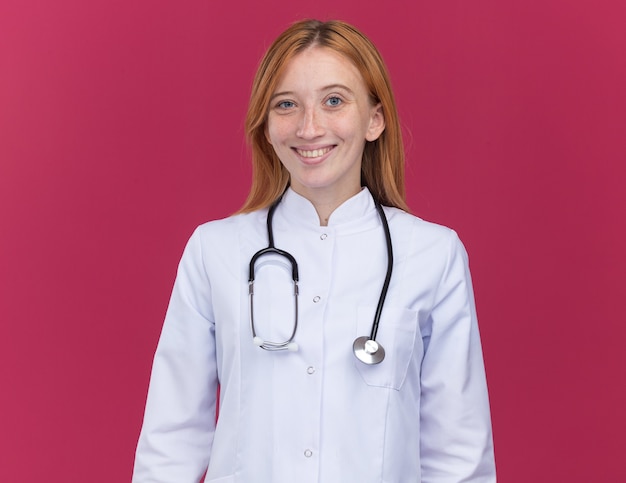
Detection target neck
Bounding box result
[292,185,362,226]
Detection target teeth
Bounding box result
[296,147,331,158]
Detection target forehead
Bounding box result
[274,46,367,92]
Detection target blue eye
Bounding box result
[326,96,342,107]
[277,100,295,109]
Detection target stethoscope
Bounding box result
[248,192,393,365]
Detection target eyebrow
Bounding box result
[270,83,355,101]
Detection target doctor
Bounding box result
[133,19,496,482]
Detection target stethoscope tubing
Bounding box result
[248,191,393,363]
[369,199,394,342]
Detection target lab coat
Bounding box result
[133,188,496,482]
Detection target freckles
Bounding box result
[266,117,282,140]
[269,120,291,140]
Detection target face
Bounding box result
[265,46,385,203]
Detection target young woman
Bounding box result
[133,19,496,483]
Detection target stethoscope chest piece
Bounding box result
[353,336,385,365]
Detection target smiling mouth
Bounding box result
[295,146,334,158]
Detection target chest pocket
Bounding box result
[354,305,420,390]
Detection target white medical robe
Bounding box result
[133,188,496,482]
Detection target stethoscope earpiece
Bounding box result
[253,336,264,347]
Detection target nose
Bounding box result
[296,106,324,139]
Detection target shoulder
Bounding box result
[383,207,469,269]
[193,210,265,240]
[385,207,461,244]
[179,210,267,261]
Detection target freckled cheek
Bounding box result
[266,119,293,144]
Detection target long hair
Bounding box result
[238,19,408,213]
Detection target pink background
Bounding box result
[1,0,625,481]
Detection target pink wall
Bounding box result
[1,0,624,481]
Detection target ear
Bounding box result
[365,103,385,142]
